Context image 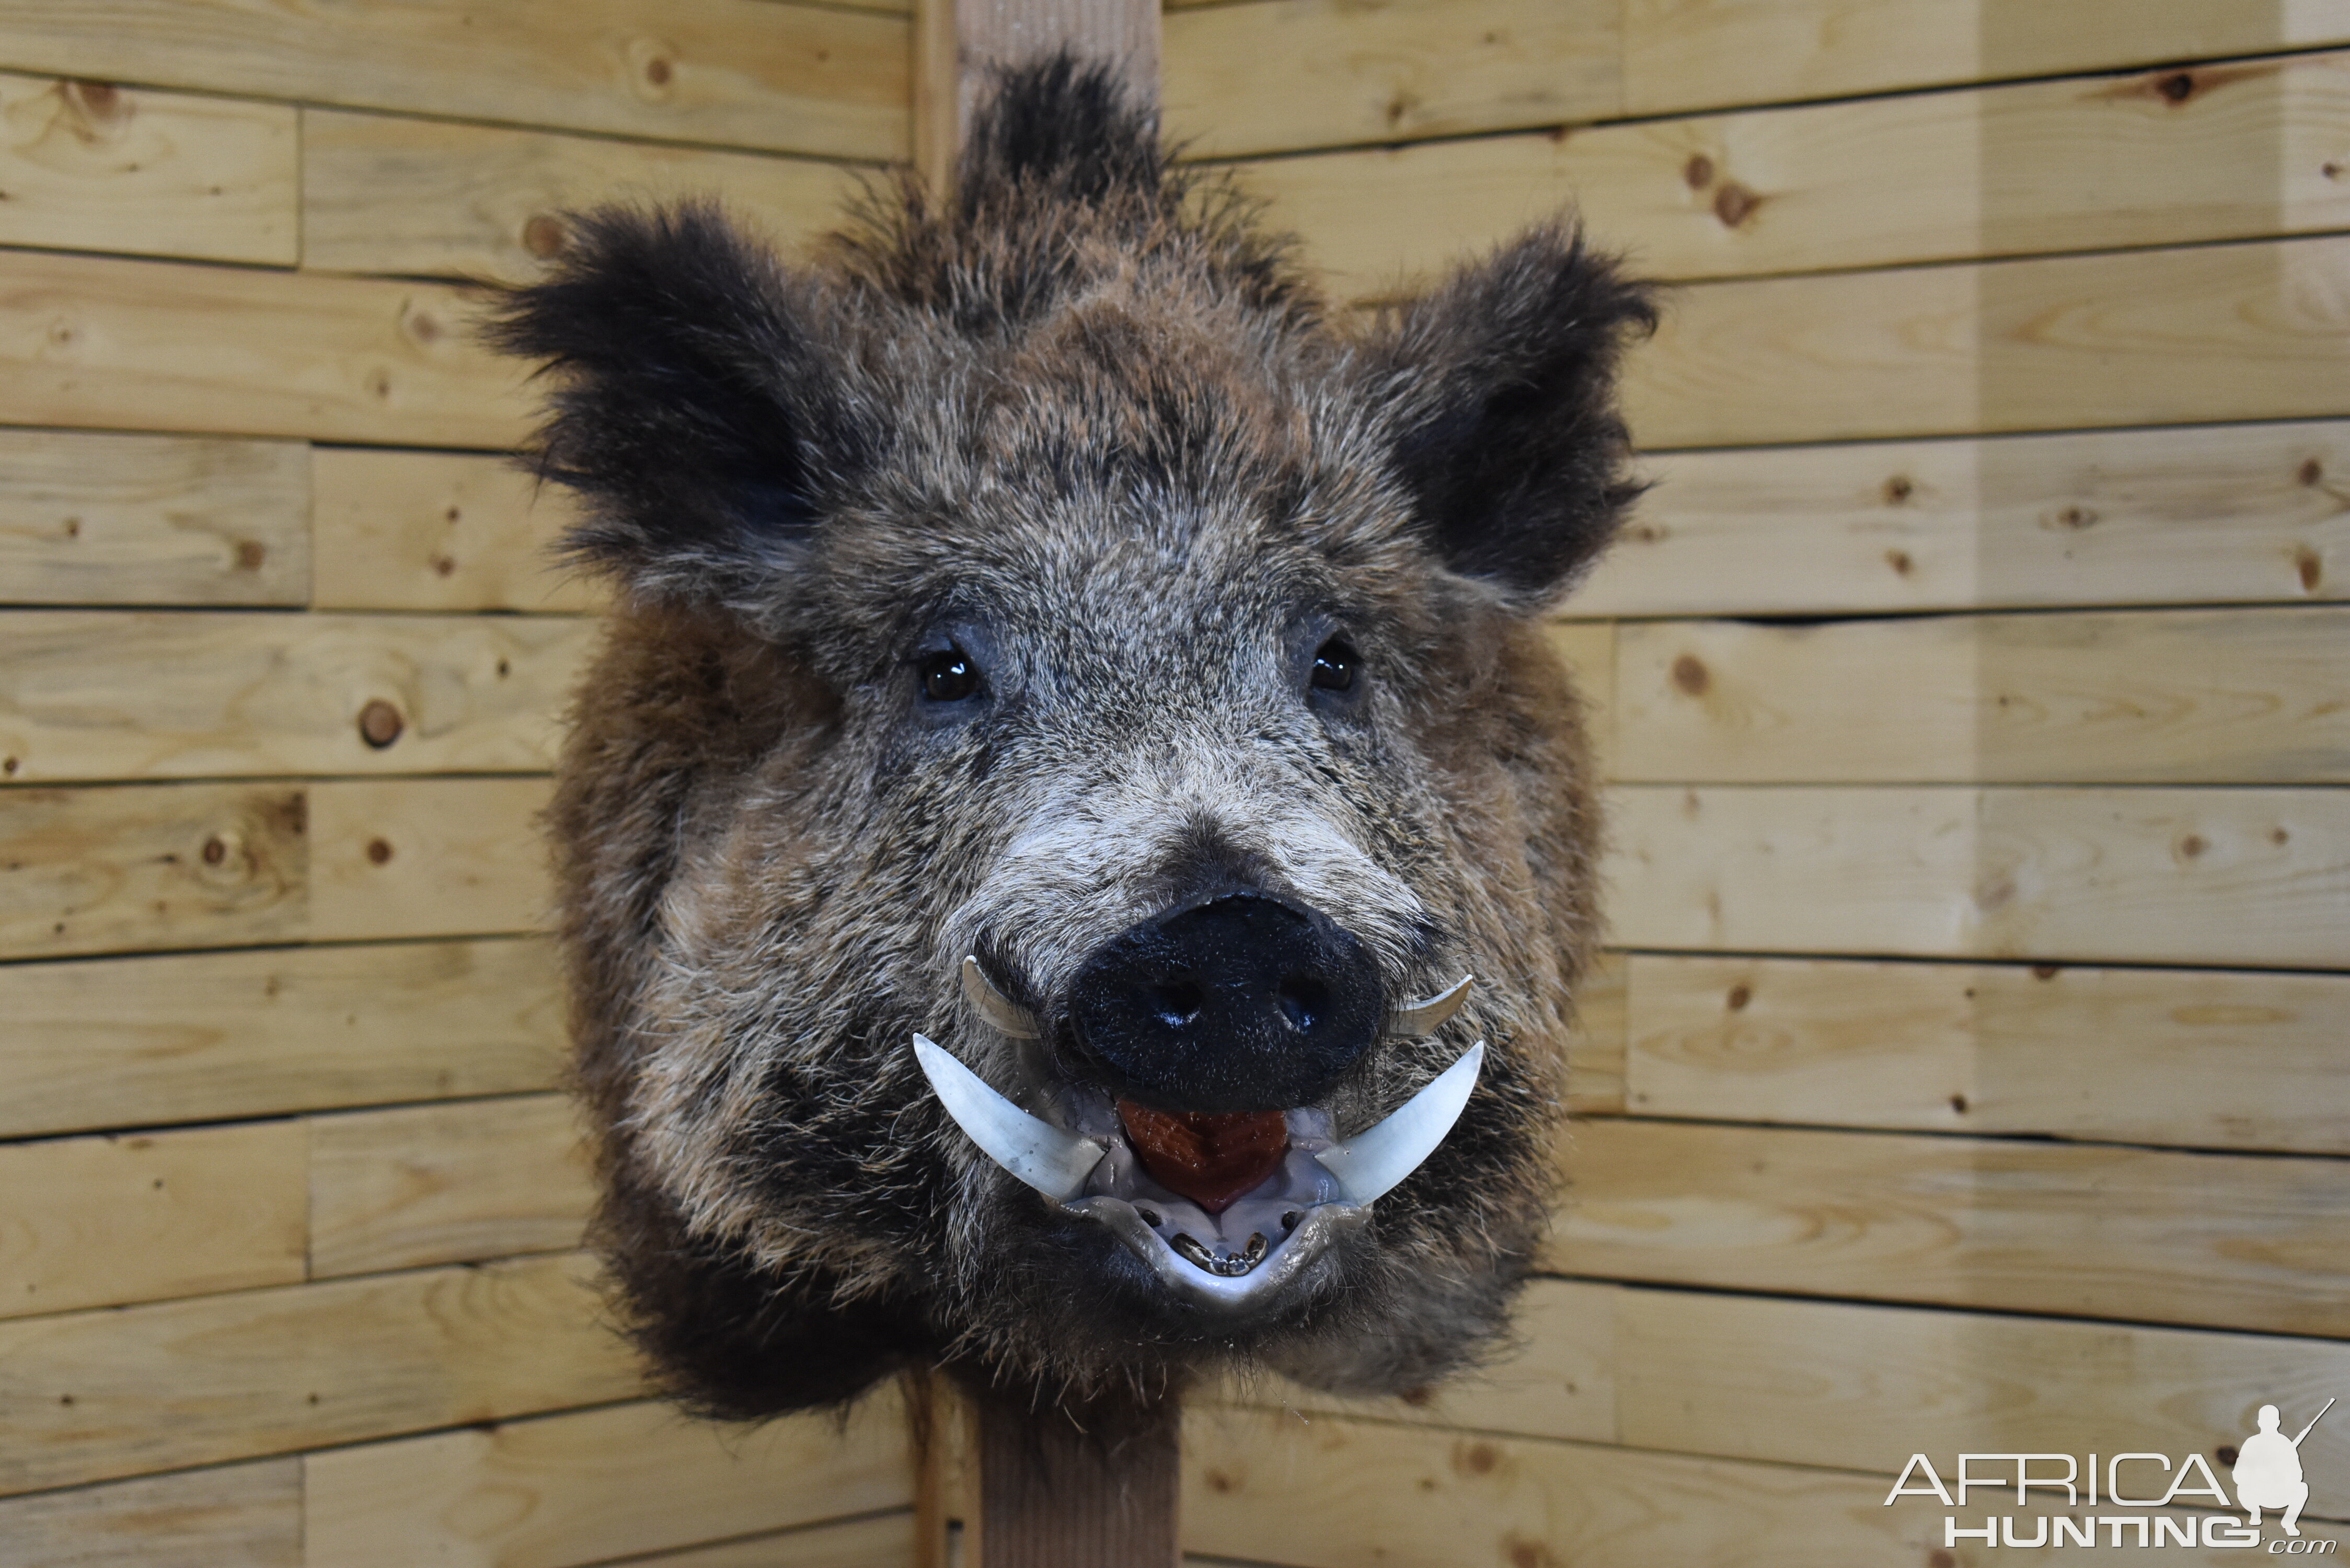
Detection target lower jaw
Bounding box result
[1064,1194,1369,1313]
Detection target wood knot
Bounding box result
[1931,1552,1958,1568]
[1882,474,1914,504]
[2294,546,2323,592]
[2032,963,2060,980]
[1725,983,1751,1011]
[1205,1469,1235,1494]
[1509,1542,1558,1568]
[1671,654,1710,695]
[1682,154,1715,190]
[430,553,457,578]
[1712,181,1760,228]
[357,699,405,749]
[1459,1442,1499,1475]
[201,835,227,866]
[2272,826,2291,845]
[1,756,16,776]
[235,539,267,571]
[2298,457,2325,486]
[643,54,674,87]
[1949,1094,1968,1114]
[1884,548,1914,577]
[2158,71,2195,103]
[61,79,130,139]
[2177,833,2207,860]
[2048,504,2098,531]
[365,837,395,866]
[2218,1445,2240,1467]
[522,214,569,259]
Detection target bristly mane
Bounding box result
[823,53,1321,336]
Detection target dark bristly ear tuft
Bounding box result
[958,52,1165,218]
[486,202,868,607]
[1367,221,1658,608]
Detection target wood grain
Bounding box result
[0,0,908,159]
[1572,420,2350,618]
[1605,785,2350,969]
[0,1458,299,1568]
[1621,0,2350,117]
[1539,617,1613,780]
[0,1254,637,1497]
[310,447,600,613]
[1625,235,2350,448]
[0,1120,306,1323]
[308,1094,592,1278]
[0,612,591,781]
[0,429,309,608]
[307,776,554,942]
[0,938,565,1140]
[302,109,867,284]
[303,1392,913,1568]
[0,781,306,960]
[0,249,529,448]
[1162,0,1617,159]
[1613,607,2350,784]
[1615,1286,2350,1497]
[0,72,294,265]
[1565,951,1626,1116]
[1551,1119,2350,1336]
[1623,954,2350,1155]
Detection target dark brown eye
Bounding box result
[1309,638,1357,693]
[920,647,981,701]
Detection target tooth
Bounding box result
[912,1034,1102,1201]
[1316,1041,1484,1205]
[1388,974,1472,1036]
[961,955,1041,1039]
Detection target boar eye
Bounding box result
[919,646,982,702]
[1309,637,1358,694]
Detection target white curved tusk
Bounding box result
[961,955,1041,1039]
[913,1034,1103,1202]
[1316,1041,1483,1206]
[1388,973,1472,1037]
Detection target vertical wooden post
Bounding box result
[914,0,1163,195]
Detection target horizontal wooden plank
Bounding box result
[0,249,529,448]
[0,612,589,782]
[1565,951,1626,1116]
[309,447,600,613]
[0,0,907,159]
[1605,785,2350,969]
[0,781,306,960]
[1551,1119,2350,1335]
[619,1512,916,1567]
[1614,607,2350,785]
[0,1120,306,1322]
[1624,954,2350,1155]
[1161,0,1618,159]
[1625,235,2350,448]
[0,938,565,1140]
[1571,420,2350,618]
[1622,0,2350,117]
[0,428,308,608]
[303,1392,911,1568]
[1250,50,2350,295]
[308,776,554,942]
[1615,1286,2350,1504]
[0,1253,636,1497]
[302,109,866,285]
[1539,617,1613,781]
[0,72,293,266]
[309,1094,591,1279]
[0,1458,299,1567]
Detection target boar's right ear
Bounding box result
[488,203,869,607]
[1367,222,1656,608]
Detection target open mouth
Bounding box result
[912,958,1480,1315]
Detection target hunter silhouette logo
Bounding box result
[2239,1400,2332,1538]
[1885,1397,2338,1552]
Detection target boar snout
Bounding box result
[1066,890,1384,1115]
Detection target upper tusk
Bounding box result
[1315,1041,1483,1206]
[961,955,1041,1039]
[912,1033,1103,1202]
[1388,973,1472,1036]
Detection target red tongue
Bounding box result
[1116,1101,1288,1215]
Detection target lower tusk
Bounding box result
[1388,974,1472,1036]
[961,955,1041,1039]
[1315,1041,1483,1205]
[913,1033,1102,1201]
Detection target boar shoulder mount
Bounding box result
[493,57,1654,1424]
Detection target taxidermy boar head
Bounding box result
[492,56,1653,1421]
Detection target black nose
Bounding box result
[1067,892,1384,1113]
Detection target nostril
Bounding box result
[1148,979,1203,1029]
[1275,974,1328,1033]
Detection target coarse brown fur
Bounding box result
[491,56,1654,1426]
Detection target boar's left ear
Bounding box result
[1366,222,1657,607]
[488,203,870,607]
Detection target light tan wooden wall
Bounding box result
[0,4,925,1564]
[1165,3,2350,1565]
[9,4,2348,1565]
